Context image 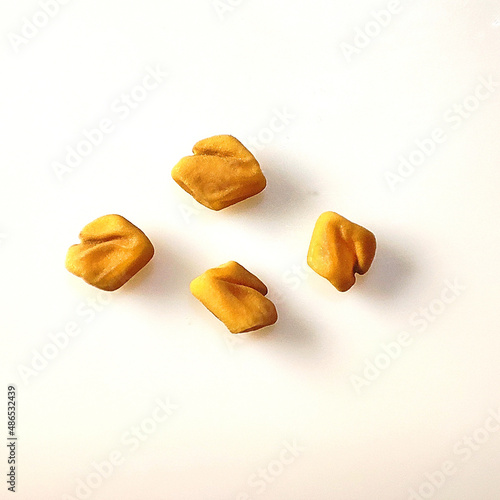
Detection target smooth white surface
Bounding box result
[1,1,500,499]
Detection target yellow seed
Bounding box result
[65,214,154,291]
[190,261,278,333]
[172,135,266,211]
[307,212,376,292]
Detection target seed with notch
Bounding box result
[190,261,278,333]
[307,212,376,292]
[65,214,154,291]
[171,135,267,211]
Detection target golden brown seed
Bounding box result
[65,214,154,291]
[307,212,376,292]
[190,261,278,333]
[171,135,266,211]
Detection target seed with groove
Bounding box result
[307,212,376,292]
[190,261,278,333]
[65,214,154,291]
[172,135,266,211]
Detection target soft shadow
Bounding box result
[121,235,193,302]
[244,299,333,370]
[223,159,317,225]
[359,241,416,301]
[259,164,311,217]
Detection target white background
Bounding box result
[1,1,500,499]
